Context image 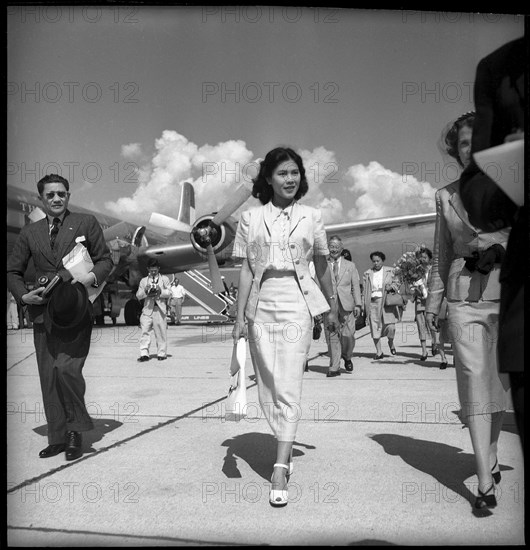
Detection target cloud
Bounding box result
[105,137,434,228]
[344,161,436,220]
[121,143,143,159]
[105,130,256,224]
[298,146,344,223]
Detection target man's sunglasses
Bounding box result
[43,191,69,200]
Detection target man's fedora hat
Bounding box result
[44,280,90,335]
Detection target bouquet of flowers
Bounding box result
[393,252,428,299]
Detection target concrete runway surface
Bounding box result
[6,306,524,546]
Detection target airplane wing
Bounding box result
[325,212,436,239]
[142,208,436,280]
[8,179,436,300]
[324,212,436,274]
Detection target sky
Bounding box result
[7,6,525,228]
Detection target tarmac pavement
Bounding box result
[6,305,525,546]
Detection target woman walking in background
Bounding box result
[363,251,402,360]
[412,247,437,361]
[426,112,510,510]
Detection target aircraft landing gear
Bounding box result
[124,298,142,326]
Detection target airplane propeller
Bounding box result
[192,159,261,293]
[191,183,253,293]
[144,160,261,294]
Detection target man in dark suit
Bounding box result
[324,235,362,377]
[459,37,525,450]
[7,174,113,460]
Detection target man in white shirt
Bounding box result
[169,276,186,325]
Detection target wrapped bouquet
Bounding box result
[393,252,428,299]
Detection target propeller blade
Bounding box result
[210,183,253,227]
[132,226,147,247]
[206,243,225,294]
[148,212,192,236]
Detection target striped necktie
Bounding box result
[333,260,339,279]
[50,217,60,249]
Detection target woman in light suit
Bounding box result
[232,147,338,507]
[363,251,402,360]
[426,112,510,511]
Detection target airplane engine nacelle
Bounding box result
[189,214,236,256]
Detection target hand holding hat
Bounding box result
[44,280,91,338]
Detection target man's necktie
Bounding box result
[50,217,60,250]
[333,260,339,279]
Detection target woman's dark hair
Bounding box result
[341,249,352,261]
[415,247,432,260]
[444,112,475,167]
[251,147,309,205]
[370,251,385,262]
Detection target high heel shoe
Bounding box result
[269,463,289,507]
[419,354,428,361]
[389,347,397,355]
[474,483,497,509]
[491,459,501,484]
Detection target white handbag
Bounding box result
[225,338,248,421]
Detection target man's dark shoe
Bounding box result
[344,359,353,372]
[137,355,149,362]
[65,431,83,461]
[158,356,167,361]
[39,444,65,458]
[326,371,341,378]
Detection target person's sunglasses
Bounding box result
[44,191,68,200]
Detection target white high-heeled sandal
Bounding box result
[269,463,289,507]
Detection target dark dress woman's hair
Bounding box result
[251,147,309,205]
[341,249,352,261]
[444,112,475,168]
[370,251,386,262]
[415,247,433,260]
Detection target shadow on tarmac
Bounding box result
[220,433,316,481]
[368,433,515,518]
[33,418,123,454]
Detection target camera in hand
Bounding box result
[147,284,159,296]
[39,275,62,298]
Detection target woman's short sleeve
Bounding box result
[312,208,329,256]
[232,209,250,259]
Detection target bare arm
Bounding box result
[232,258,253,341]
[314,255,339,331]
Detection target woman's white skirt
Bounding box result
[248,272,312,442]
